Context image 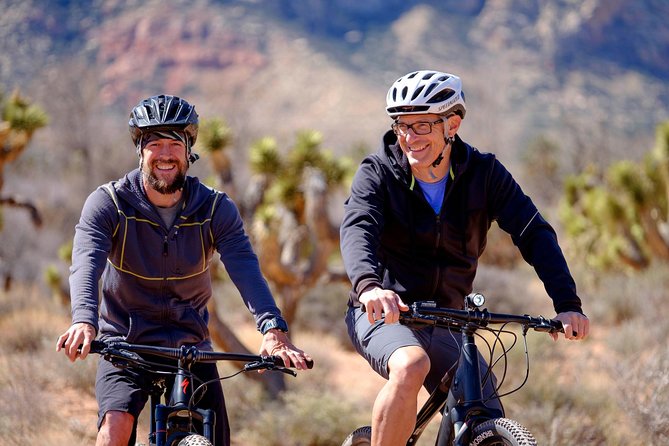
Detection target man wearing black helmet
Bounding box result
[340,71,590,445]
[56,95,311,446]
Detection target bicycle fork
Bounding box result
[153,357,215,445]
[440,324,503,446]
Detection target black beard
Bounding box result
[143,163,186,194]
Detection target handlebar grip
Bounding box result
[89,340,106,353]
[533,318,564,333]
[270,355,314,369]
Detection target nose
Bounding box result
[404,127,422,142]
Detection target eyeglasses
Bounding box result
[391,119,444,136]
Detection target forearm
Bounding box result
[68,188,116,331]
[523,230,582,314]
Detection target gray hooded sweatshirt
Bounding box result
[69,169,283,348]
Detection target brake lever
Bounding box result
[244,361,298,377]
[103,348,152,371]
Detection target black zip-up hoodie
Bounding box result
[340,131,582,314]
[69,169,284,348]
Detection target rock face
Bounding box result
[1,0,667,155]
[89,5,267,104]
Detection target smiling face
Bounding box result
[392,112,463,182]
[140,137,188,196]
[393,113,448,180]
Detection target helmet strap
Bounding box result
[427,136,454,180]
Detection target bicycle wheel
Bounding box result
[341,425,372,446]
[469,418,537,446]
[177,434,213,446]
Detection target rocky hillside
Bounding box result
[2,0,667,158]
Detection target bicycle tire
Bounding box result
[177,434,214,446]
[469,418,537,446]
[341,425,372,446]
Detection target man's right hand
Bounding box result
[359,287,409,325]
[56,322,96,362]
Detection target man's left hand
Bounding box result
[552,311,590,341]
[259,329,312,370]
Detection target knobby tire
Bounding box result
[177,434,214,446]
[341,425,372,446]
[469,418,537,446]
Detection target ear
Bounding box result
[446,114,462,137]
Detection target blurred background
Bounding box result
[1,0,668,444]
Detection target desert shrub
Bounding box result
[587,263,668,326]
[616,346,669,445]
[0,353,54,442]
[234,386,361,446]
[294,281,352,349]
[0,305,59,352]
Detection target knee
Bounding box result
[99,410,134,441]
[387,347,430,387]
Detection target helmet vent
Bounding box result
[401,86,408,100]
[422,72,436,80]
[407,72,419,79]
[165,103,178,121]
[437,75,450,82]
[411,85,425,101]
[387,105,430,115]
[144,105,155,121]
[426,88,455,104]
[423,83,437,97]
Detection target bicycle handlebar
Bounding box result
[88,340,314,370]
[400,301,564,334]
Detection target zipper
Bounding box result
[163,235,169,257]
[431,213,441,296]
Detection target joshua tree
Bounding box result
[0,89,48,229]
[243,130,353,323]
[197,122,354,395]
[560,121,669,270]
[0,89,48,290]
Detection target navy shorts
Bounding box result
[345,306,501,407]
[96,356,230,446]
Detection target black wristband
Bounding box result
[260,317,288,335]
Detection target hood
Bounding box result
[113,169,216,225]
[378,130,473,186]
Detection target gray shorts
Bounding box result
[345,306,500,403]
[95,356,229,446]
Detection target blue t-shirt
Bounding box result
[416,174,448,214]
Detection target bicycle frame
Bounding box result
[399,297,561,446]
[405,323,503,446]
[152,351,216,445]
[89,341,308,446]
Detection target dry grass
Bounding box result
[1,262,668,445]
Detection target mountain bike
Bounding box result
[342,293,565,446]
[86,339,312,446]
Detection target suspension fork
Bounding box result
[448,323,496,445]
[154,348,198,445]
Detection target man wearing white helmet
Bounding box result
[340,70,589,445]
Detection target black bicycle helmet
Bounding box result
[129,94,199,149]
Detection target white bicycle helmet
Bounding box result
[386,70,466,119]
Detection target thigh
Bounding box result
[346,306,426,379]
[95,357,148,431]
[422,326,464,392]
